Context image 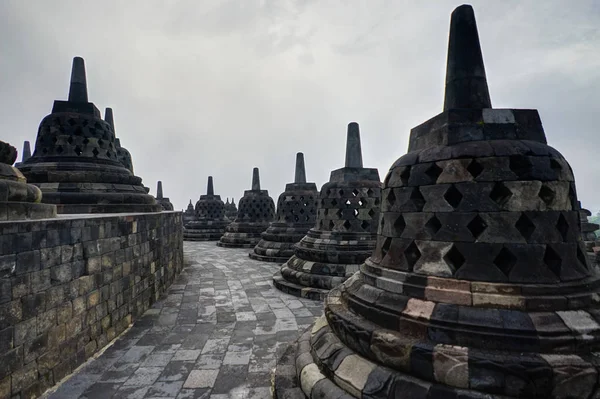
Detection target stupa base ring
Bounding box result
[272,271,329,301]
[248,251,290,264]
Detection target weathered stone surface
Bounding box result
[0,140,56,221]
[274,5,600,398]
[218,168,275,248]
[274,123,381,300]
[0,211,183,399]
[250,153,319,263]
[18,57,161,214]
[184,176,229,241]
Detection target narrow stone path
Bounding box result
[43,241,322,399]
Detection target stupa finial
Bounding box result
[104,107,115,132]
[157,181,163,199]
[252,168,261,190]
[68,57,88,103]
[344,122,363,168]
[443,4,491,110]
[22,141,31,162]
[294,152,307,183]
[207,176,214,196]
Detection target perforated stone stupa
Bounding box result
[578,201,598,266]
[105,107,134,173]
[273,123,381,300]
[250,152,319,263]
[224,197,238,220]
[182,200,196,224]
[0,140,56,220]
[18,57,161,213]
[156,181,174,211]
[274,5,600,398]
[217,168,275,248]
[183,176,229,241]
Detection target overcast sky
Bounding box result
[1,0,599,213]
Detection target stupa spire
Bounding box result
[157,181,163,199]
[104,107,115,132]
[22,141,31,162]
[294,152,307,183]
[443,4,491,110]
[251,168,261,190]
[68,56,88,103]
[344,122,363,168]
[207,176,214,196]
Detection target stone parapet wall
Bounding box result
[0,211,183,399]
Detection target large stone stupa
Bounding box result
[182,200,196,224]
[273,123,381,300]
[274,5,600,399]
[224,197,238,220]
[249,152,319,263]
[18,57,161,213]
[0,140,56,220]
[217,168,275,248]
[183,176,229,241]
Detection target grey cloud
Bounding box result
[1,0,599,213]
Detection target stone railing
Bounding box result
[0,211,183,398]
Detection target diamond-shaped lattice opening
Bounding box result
[538,185,555,206]
[550,158,562,172]
[42,148,48,154]
[543,246,562,278]
[336,209,343,218]
[361,220,370,230]
[443,185,463,208]
[489,182,513,206]
[358,199,364,207]
[410,187,425,211]
[425,163,443,182]
[331,199,337,207]
[82,138,89,145]
[294,215,300,222]
[324,209,329,216]
[400,167,411,185]
[92,148,99,157]
[67,136,74,144]
[404,241,421,270]
[394,215,406,235]
[56,145,63,154]
[368,209,375,218]
[345,199,351,206]
[68,118,77,126]
[494,247,517,276]
[88,128,96,136]
[106,151,111,158]
[425,215,442,236]
[556,213,569,241]
[515,214,535,241]
[339,189,345,196]
[52,136,58,143]
[381,237,392,258]
[367,188,374,196]
[509,155,532,178]
[353,209,359,217]
[467,215,487,239]
[387,190,396,207]
[343,220,352,230]
[383,173,391,187]
[352,189,359,197]
[73,126,83,136]
[74,146,82,156]
[467,159,484,178]
[326,189,331,196]
[443,245,465,271]
[577,245,588,268]
[94,122,102,129]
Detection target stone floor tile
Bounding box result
[46,241,320,398]
[183,369,220,389]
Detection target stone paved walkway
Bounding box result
[42,242,322,399]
